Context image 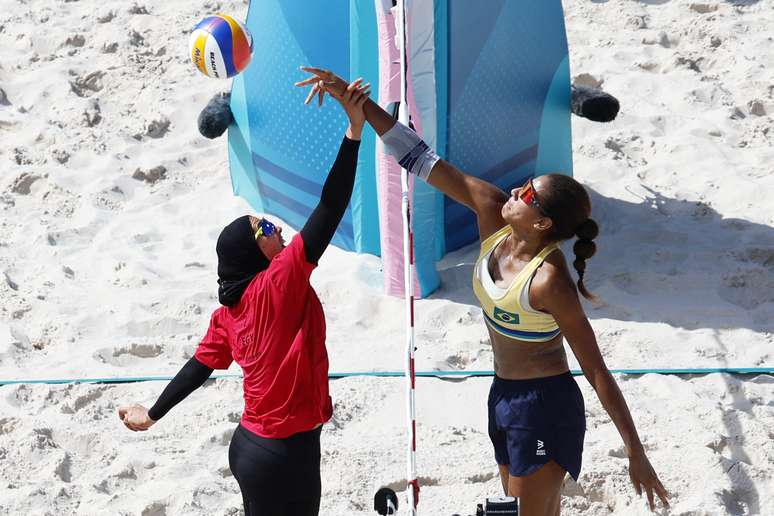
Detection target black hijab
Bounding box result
[216,215,270,307]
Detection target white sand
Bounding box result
[1,0,773,514]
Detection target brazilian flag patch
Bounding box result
[493,307,520,324]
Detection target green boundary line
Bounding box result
[1,368,773,386]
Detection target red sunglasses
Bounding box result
[518,177,549,216]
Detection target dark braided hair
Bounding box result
[571,219,599,300]
[536,174,599,300]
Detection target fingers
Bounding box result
[119,404,150,432]
[350,86,370,108]
[646,486,655,512]
[655,479,670,508]
[357,83,371,99]
[354,89,370,107]
[344,80,369,104]
[629,471,642,497]
[121,414,138,432]
[299,75,370,109]
[303,80,334,107]
[634,473,669,511]
[304,83,319,105]
[122,414,150,432]
[293,75,320,86]
[295,67,331,87]
[294,76,319,87]
[300,66,326,75]
[342,78,363,102]
[296,66,325,79]
[357,84,371,103]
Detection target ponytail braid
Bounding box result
[536,174,600,300]
[572,218,599,300]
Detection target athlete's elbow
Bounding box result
[581,364,612,389]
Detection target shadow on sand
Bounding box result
[432,186,774,333]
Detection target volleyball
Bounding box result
[189,14,253,79]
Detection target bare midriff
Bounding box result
[488,329,569,380]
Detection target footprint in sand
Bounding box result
[32,427,58,450]
[128,5,151,15]
[96,11,116,24]
[69,71,105,98]
[466,471,497,483]
[0,417,20,435]
[60,389,104,414]
[141,501,168,516]
[47,221,105,247]
[91,185,126,211]
[626,15,649,30]
[209,428,236,447]
[329,398,366,430]
[444,352,473,370]
[721,486,758,516]
[609,272,643,296]
[737,247,774,269]
[144,118,171,139]
[93,343,164,366]
[54,452,72,483]
[93,479,110,494]
[574,471,611,504]
[132,165,167,184]
[382,476,440,493]
[562,477,586,497]
[690,3,719,14]
[9,172,42,195]
[720,269,774,310]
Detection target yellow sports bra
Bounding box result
[472,226,561,342]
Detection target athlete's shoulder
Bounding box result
[265,233,315,289]
[531,249,576,307]
[210,304,228,321]
[269,233,306,267]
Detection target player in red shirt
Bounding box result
[118,79,371,516]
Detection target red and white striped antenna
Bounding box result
[396,0,419,513]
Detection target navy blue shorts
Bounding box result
[488,372,586,480]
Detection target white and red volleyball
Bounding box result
[189,14,253,79]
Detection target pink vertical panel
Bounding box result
[374,2,421,297]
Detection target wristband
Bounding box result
[381,121,440,181]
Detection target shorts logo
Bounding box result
[536,440,546,456]
[493,307,520,324]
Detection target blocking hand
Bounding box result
[295,66,349,107]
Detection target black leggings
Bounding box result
[228,424,322,516]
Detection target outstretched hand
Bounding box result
[628,450,670,511]
[295,66,349,107]
[296,66,370,139]
[118,404,155,432]
[334,78,370,131]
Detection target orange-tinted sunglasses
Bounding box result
[519,177,549,216]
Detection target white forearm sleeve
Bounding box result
[380,121,440,181]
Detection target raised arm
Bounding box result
[297,67,508,239]
[299,80,369,264]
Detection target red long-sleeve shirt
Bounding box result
[195,233,332,438]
